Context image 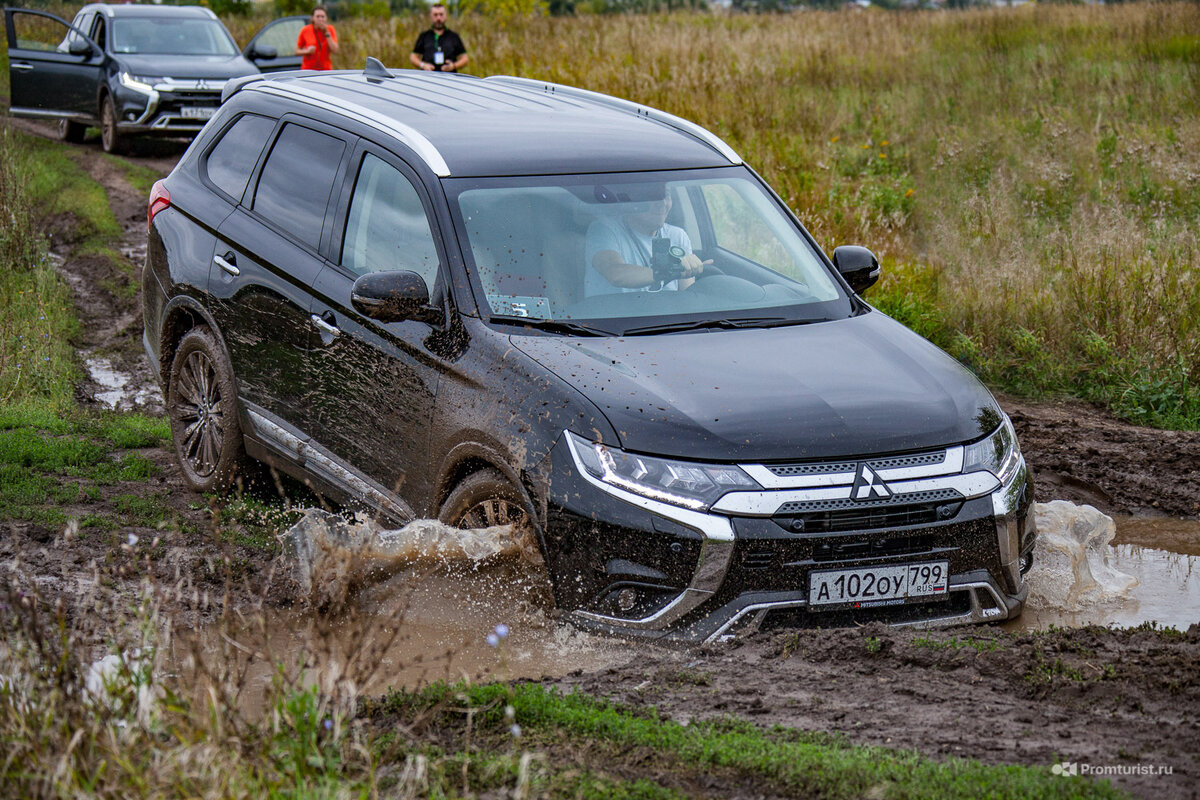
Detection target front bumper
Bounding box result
[544,432,1035,643]
[114,78,224,137]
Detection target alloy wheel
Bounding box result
[456,498,530,530]
[174,350,225,478]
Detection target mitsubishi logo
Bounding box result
[196,79,209,90]
[852,463,892,501]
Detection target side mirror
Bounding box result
[351,270,442,324]
[68,39,94,57]
[250,44,277,60]
[831,245,880,294]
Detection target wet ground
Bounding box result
[6,117,1200,798]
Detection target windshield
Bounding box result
[112,18,238,56]
[447,168,851,334]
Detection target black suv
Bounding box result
[4,4,304,153]
[142,62,1036,641]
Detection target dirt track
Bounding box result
[8,118,1200,799]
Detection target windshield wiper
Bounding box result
[620,316,797,336]
[491,315,616,337]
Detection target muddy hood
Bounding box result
[512,311,1001,462]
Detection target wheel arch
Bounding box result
[434,440,543,529]
[157,296,230,387]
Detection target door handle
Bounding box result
[311,314,340,337]
[213,253,239,276]
[11,62,33,71]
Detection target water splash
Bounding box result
[284,508,528,604]
[1026,501,1139,611]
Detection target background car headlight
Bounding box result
[962,414,1021,484]
[567,432,760,511]
[120,73,161,94]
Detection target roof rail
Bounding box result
[248,81,452,176]
[484,76,741,166]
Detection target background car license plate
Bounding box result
[181,106,215,120]
[809,561,949,607]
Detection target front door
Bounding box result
[4,9,103,119]
[242,15,305,73]
[305,147,446,506]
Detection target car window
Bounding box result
[111,18,237,56]
[252,123,345,250]
[88,15,106,50]
[341,154,439,290]
[205,114,276,203]
[249,17,306,55]
[9,12,72,52]
[447,168,847,328]
[701,183,804,281]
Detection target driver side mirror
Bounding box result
[832,245,881,294]
[351,270,443,325]
[68,39,94,57]
[250,44,277,60]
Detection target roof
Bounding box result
[84,4,219,20]
[229,65,741,178]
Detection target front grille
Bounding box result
[765,450,946,477]
[809,533,938,562]
[741,549,775,570]
[776,489,962,518]
[777,499,961,534]
[159,90,221,103]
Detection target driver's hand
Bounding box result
[678,253,712,278]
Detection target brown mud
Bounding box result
[6,118,1200,798]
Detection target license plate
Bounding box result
[808,561,950,608]
[180,106,215,120]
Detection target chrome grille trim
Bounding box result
[742,446,964,490]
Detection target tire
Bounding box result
[167,327,248,494]
[99,95,127,155]
[57,118,86,143]
[439,468,536,532]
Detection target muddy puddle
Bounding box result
[1009,501,1200,633]
[172,511,634,704]
[174,502,1197,707]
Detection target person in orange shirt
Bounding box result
[295,6,339,71]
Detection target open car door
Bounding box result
[5,8,104,122]
[243,15,305,73]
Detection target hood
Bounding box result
[511,311,1001,462]
[114,54,259,81]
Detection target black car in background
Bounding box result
[3,4,305,153]
[142,63,1037,642]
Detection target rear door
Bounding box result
[242,15,305,73]
[4,8,104,119]
[208,117,351,441]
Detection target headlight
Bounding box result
[962,414,1021,484]
[120,73,161,94]
[567,431,760,511]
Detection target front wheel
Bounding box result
[167,327,248,493]
[99,95,127,155]
[440,468,534,531]
[57,118,86,143]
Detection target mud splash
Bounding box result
[1011,501,1200,632]
[175,510,631,702]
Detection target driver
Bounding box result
[584,184,711,297]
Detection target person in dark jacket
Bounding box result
[409,4,468,73]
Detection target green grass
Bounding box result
[367,682,1128,799]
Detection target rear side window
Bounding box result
[253,123,345,249]
[341,154,438,289]
[204,114,275,202]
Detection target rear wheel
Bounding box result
[167,327,248,493]
[57,118,86,143]
[99,95,127,155]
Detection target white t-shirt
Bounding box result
[584,217,693,297]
